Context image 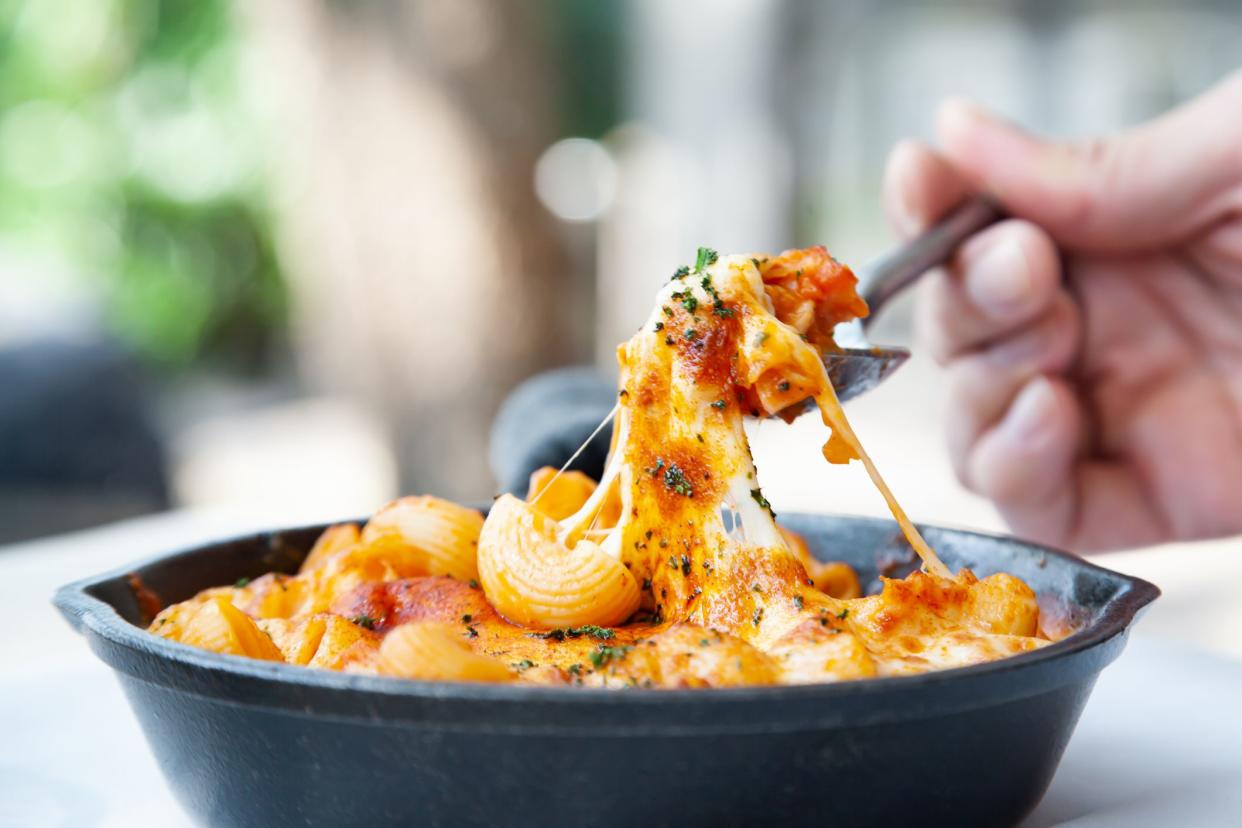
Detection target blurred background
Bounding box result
[2,0,1240,563]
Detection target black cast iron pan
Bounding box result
[54,513,1156,828]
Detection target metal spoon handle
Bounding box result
[857,195,1005,324]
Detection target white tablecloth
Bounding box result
[2,510,1240,827]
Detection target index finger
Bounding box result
[882,140,973,240]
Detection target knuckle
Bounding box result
[913,274,958,363]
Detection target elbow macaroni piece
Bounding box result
[526,467,596,520]
[359,496,484,582]
[178,596,284,662]
[376,623,512,682]
[300,523,361,573]
[257,616,327,665]
[526,466,622,527]
[781,526,862,599]
[477,495,641,628]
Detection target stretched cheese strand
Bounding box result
[811,376,952,578]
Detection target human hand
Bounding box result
[883,72,1242,551]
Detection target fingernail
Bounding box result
[885,141,923,238]
[1000,377,1057,447]
[939,97,1010,140]
[969,237,1033,317]
[938,98,992,144]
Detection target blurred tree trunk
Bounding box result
[236,0,585,500]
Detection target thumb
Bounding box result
[936,71,1242,251]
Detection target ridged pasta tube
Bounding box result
[377,623,512,682]
[300,522,361,573]
[359,496,484,582]
[177,596,284,661]
[477,495,641,628]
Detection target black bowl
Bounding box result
[53,514,1157,828]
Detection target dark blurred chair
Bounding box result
[489,366,615,496]
[0,340,169,544]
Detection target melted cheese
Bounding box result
[150,247,1049,687]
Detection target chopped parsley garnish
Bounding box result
[752,607,764,626]
[529,625,615,642]
[665,335,676,346]
[571,624,615,640]
[680,294,698,314]
[568,663,582,676]
[750,488,776,518]
[684,328,699,341]
[698,272,735,317]
[512,659,535,672]
[468,579,480,589]
[653,321,664,332]
[672,265,690,280]
[710,399,726,410]
[793,595,805,610]
[663,463,694,497]
[465,625,479,638]
[590,644,633,669]
[351,614,376,630]
[777,380,791,391]
[694,247,718,272]
[233,576,251,589]
[662,305,674,317]
[837,608,850,620]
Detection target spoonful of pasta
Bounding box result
[489,196,1005,495]
[816,196,1002,403]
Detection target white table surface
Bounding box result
[2,509,1241,828]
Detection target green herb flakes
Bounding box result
[663,463,694,497]
[694,247,719,272]
[590,644,633,669]
[749,488,776,518]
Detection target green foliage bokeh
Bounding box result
[0,0,286,372]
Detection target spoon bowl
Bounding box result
[819,196,1003,401]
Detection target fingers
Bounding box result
[936,70,1242,249]
[964,375,1082,508]
[914,219,1062,363]
[943,292,1082,484]
[881,139,972,239]
[999,461,1172,552]
[957,377,1174,552]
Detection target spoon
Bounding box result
[822,196,1003,401]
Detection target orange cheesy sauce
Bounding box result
[149,247,1049,687]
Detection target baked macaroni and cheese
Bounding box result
[149,247,1051,687]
